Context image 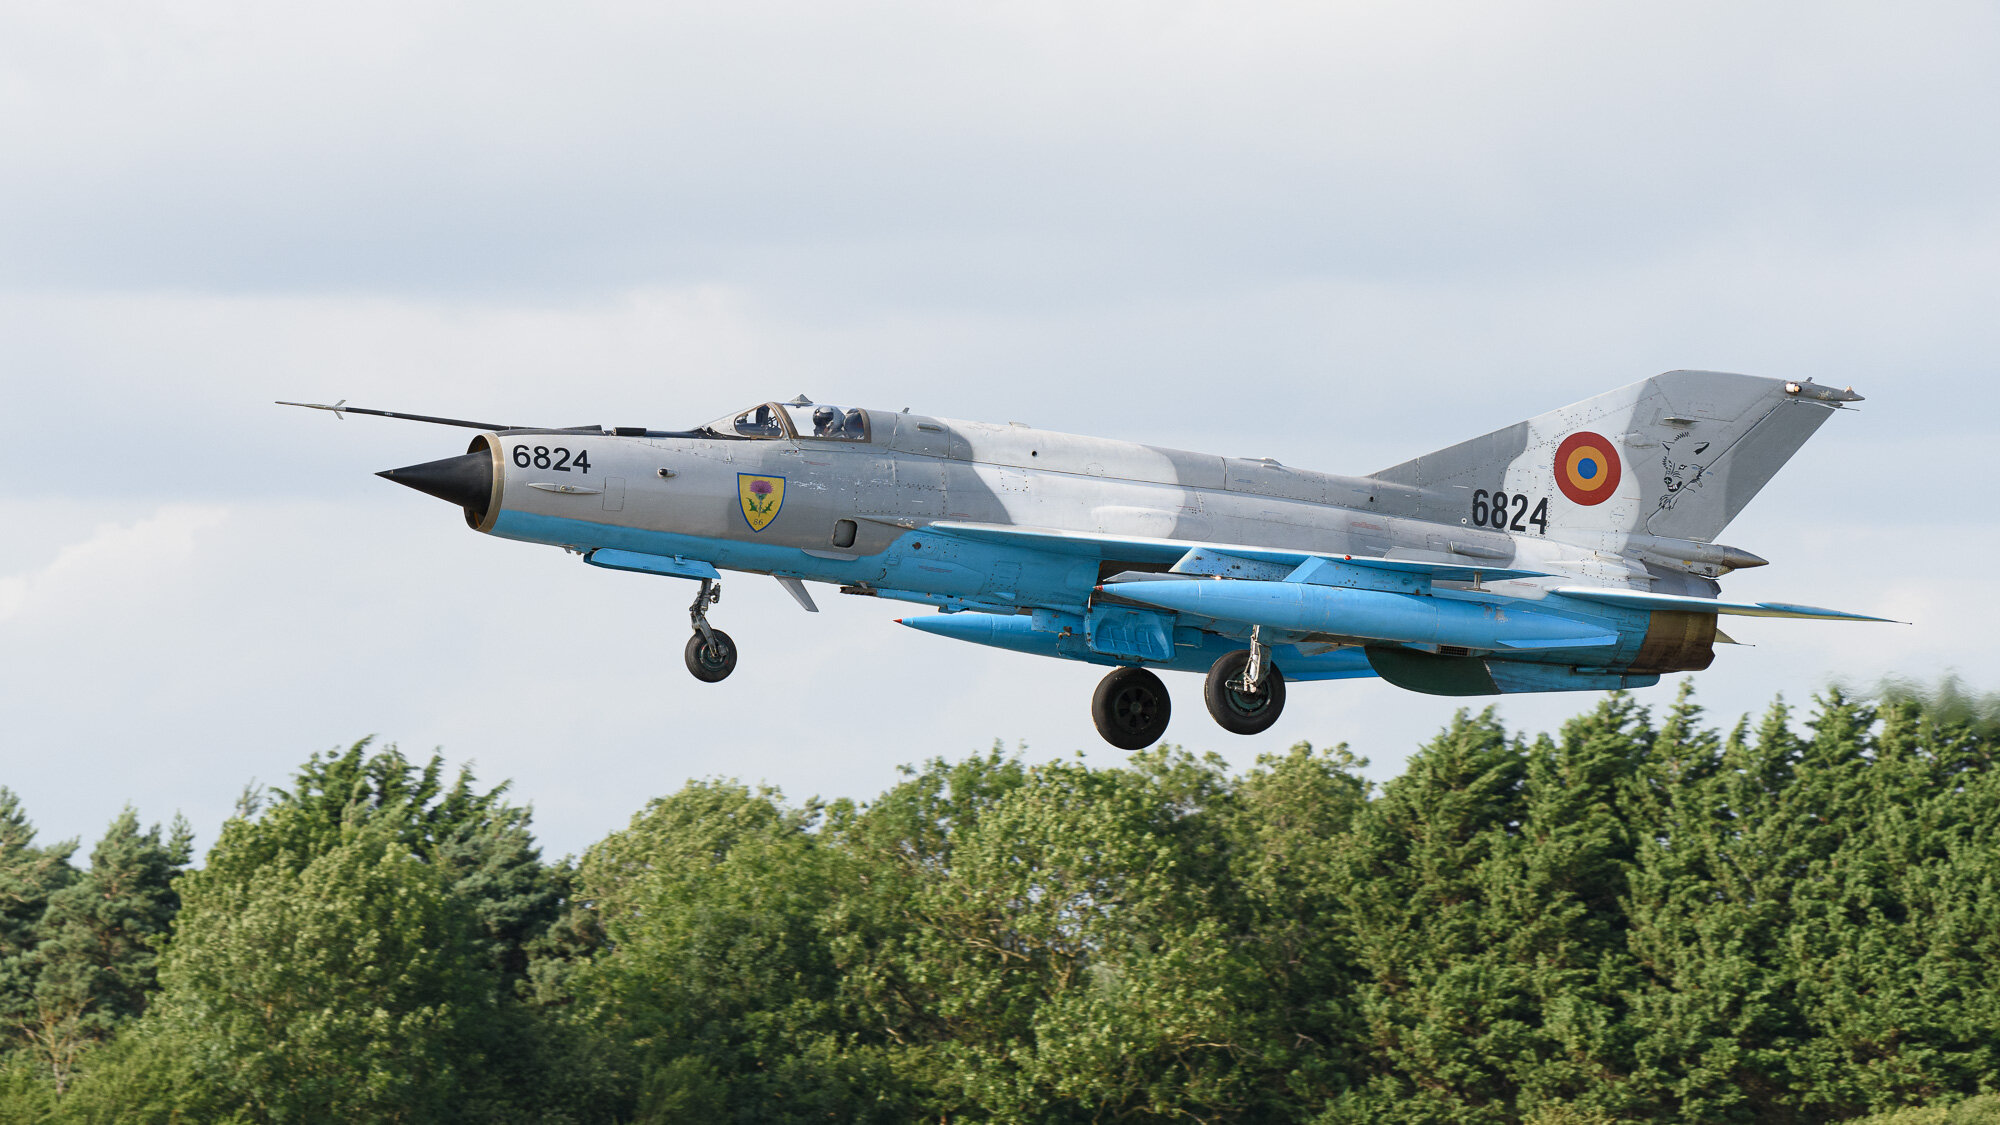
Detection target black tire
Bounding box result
[684,629,738,683]
[1091,667,1172,750]
[1204,650,1286,735]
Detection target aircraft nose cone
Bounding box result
[377,451,493,512]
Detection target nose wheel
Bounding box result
[1091,667,1172,750]
[683,579,737,682]
[1204,630,1285,735]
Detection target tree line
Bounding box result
[2,680,1999,1123]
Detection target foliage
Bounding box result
[7,740,596,1124]
[1856,673,2000,741]
[5,682,2000,1123]
[0,791,79,1072]
[0,796,194,1105]
[145,807,494,1120]
[19,809,192,1095]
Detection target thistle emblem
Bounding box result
[737,474,786,532]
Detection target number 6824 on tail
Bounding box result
[1472,489,1549,534]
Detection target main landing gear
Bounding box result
[683,578,738,682]
[1204,627,1286,735]
[1087,629,1289,748]
[1091,667,1172,750]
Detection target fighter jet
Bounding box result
[285,370,1892,749]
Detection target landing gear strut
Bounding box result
[683,578,737,682]
[1205,627,1286,735]
[1092,666,1172,750]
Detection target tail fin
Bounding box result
[1369,371,1861,544]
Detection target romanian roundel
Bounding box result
[1554,431,1621,506]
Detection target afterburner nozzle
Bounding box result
[377,451,493,513]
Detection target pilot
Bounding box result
[813,406,844,438]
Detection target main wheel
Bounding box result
[1204,650,1286,735]
[684,629,738,682]
[1091,667,1172,750]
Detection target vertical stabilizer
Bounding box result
[1369,371,1859,544]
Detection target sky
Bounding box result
[3,1,1996,861]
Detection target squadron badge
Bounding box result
[737,474,786,531]
[1554,432,1620,506]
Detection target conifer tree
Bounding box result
[0,790,77,994]
[1330,707,1532,1123]
[1496,695,1651,1118]
[0,789,78,1083]
[1222,741,1372,1116]
[19,809,191,1094]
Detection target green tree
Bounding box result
[241,740,567,986]
[573,778,896,1123]
[1220,741,1372,1115]
[837,747,1266,1121]
[1328,707,1533,1123]
[12,683,2000,1125]
[47,741,588,1124]
[0,789,78,1012]
[1325,697,1658,1123]
[146,806,496,1122]
[1778,692,2000,1117]
[19,809,192,1094]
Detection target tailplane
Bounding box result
[1369,371,1860,544]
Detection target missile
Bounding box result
[1099,579,1621,651]
[896,612,1062,658]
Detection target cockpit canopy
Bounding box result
[703,401,871,442]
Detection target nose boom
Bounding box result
[377,451,492,512]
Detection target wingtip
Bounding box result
[1784,379,1865,404]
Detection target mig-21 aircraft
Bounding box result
[284,370,1892,749]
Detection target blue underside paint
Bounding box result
[490,509,1646,681]
[898,611,1377,681]
[1486,659,1656,693]
[584,548,719,581]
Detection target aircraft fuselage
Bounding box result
[346,373,1884,746]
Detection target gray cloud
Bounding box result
[4,3,1997,297]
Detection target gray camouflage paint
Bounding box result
[481,370,1854,613]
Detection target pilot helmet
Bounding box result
[813,406,841,433]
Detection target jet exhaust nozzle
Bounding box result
[378,450,494,519]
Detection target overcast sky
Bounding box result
[3,1,1996,860]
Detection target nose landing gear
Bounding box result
[683,578,737,682]
[1204,628,1286,735]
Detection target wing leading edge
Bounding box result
[1548,587,1901,622]
[926,521,1549,582]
